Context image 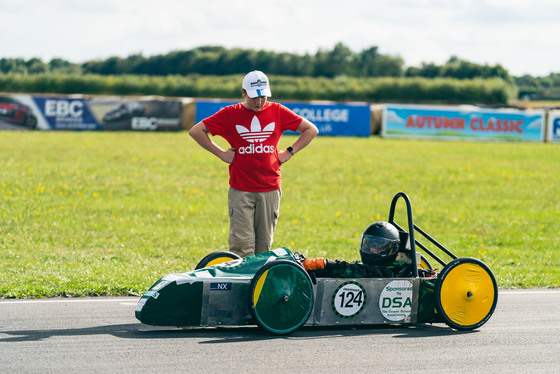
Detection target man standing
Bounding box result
[189,70,318,257]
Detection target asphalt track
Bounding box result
[0,289,559,374]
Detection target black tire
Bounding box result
[195,251,241,270]
[249,260,314,335]
[25,114,37,129]
[435,257,498,330]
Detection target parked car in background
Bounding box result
[0,97,37,129]
[102,101,145,123]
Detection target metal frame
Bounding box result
[388,192,458,274]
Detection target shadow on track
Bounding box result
[0,322,475,343]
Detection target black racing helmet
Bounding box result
[359,221,400,265]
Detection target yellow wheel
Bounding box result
[435,257,498,330]
[195,251,241,269]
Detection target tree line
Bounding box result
[0,73,516,104]
[1,43,511,79]
[0,43,557,99]
[514,73,560,100]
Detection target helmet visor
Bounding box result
[361,235,399,255]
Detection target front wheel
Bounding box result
[435,257,498,330]
[249,260,314,335]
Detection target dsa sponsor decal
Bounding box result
[379,280,413,322]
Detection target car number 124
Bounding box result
[331,281,367,318]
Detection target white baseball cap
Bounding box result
[242,70,272,98]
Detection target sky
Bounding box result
[2,0,559,77]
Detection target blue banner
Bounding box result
[548,111,560,142]
[32,97,101,130]
[196,100,371,137]
[383,104,544,142]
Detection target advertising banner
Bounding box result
[32,96,101,130]
[0,95,182,131]
[196,100,371,137]
[382,104,545,142]
[87,98,182,131]
[547,110,560,142]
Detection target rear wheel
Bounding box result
[249,260,314,335]
[419,255,433,270]
[435,257,498,330]
[195,251,241,269]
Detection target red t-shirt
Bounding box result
[203,102,302,192]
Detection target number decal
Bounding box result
[338,289,364,308]
[332,281,367,318]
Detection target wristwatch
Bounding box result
[287,146,295,156]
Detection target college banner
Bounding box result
[195,100,371,137]
[0,95,182,131]
[547,110,560,142]
[382,104,545,142]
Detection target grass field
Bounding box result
[1,131,559,298]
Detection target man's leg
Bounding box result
[254,189,281,254]
[228,187,256,257]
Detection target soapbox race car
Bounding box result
[135,192,498,335]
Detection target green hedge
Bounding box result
[0,73,517,104]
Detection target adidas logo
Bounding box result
[236,116,275,143]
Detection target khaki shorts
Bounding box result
[228,187,281,258]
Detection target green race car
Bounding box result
[135,192,498,335]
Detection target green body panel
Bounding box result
[416,278,443,323]
[135,280,203,326]
[135,248,294,327]
[187,248,295,279]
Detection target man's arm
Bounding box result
[189,121,236,164]
[278,118,319,164]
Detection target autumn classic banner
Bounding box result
[382,104,545,142]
